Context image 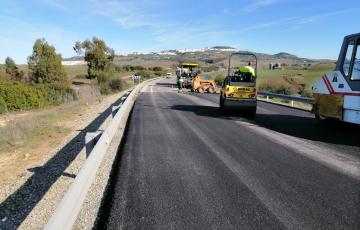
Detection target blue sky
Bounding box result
[0,0,359,63]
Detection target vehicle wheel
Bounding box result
[315,113,327,121]
[219,97,224,111]
[220,97,228,114]
[208,87,215,94]
[315,114,340,124]
[247,107,257,117]
[315,114,323,120]
[198,88,204,93]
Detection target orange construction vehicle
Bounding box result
[191,71,217,93]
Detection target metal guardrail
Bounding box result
[45,78,159,230]
[258,91,314,107]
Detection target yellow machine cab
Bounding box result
[176,63,199,89]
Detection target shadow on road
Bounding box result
[170,104,360,148]
[0,96,126,230]
[156,82,177,88]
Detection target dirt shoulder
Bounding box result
[0,83,129,201]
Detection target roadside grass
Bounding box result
[64,65,88,80]
[257,96,313,111]
[0,110,73,154]
[257,63,335,91]
[65,65,137,85]
[0,64,137,154]
[206,63,335,94]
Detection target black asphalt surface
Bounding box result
[100,79,360,229]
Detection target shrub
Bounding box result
[74,74,88,79]
[148,66,163,71]
[109,79,124,92]
[214,74,225,85]
[99,83,111,95]
[135,70,151,79]
[301,89,313,97]
[91,70,114,84]
[258,79,297,95]
[122,65,135,72]
[5,57,24,81]
[202,65,220,72]
[0,96,6,113]
[114,65,123,72]
[0,80,77,113]
[283,75,306,94]
[154,70,166,76]
[133,65,146,71]
[36,83,78,105]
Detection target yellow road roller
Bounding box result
[219,52,258,116]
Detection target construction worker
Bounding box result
[178,77,184,93]
[239,62,256,77]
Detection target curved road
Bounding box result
[99,78,360,229]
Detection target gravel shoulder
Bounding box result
[0,88,130,230]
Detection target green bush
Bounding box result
[301,89,313,97]
[114,65,123,72]
[74,74,88,79]
[134,65,146,71]
[122,65,135,72]
[148,66,163,71]
[214,74,225,85]
[202,65,220,72]
[109,79,124,92]
[135,70,151,79]
[0,80,77,113]
[258,79,297,95]
[36,83,78,105]
[99,83,111,95]
[154,70,166,76]
[0,96,6,113]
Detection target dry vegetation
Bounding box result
[204,62,335,97]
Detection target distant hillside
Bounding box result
[273,52,300,59]
[62,56,84,61]
[211,46,236,50]
[63,48,335,69]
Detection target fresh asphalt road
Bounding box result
[101,78,360,229]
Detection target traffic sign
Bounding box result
[132,75,142,80]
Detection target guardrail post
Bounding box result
[85,131,103,157]
[112,105,121,118]
[291,100,294,107]
[111,96,129,118]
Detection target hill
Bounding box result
[63,48,335,70]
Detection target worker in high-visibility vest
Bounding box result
[238,62,256,77]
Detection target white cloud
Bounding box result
[35,0,69,12]
[88,0,161,28]
[285,8,360,30]
[243,0,278,12]
[228,8,360,32]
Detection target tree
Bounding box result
[5,57,24,81]
[28,38,67,84]
[73,37,115,82]
[149,66,163,71]
[5,57,17,75]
